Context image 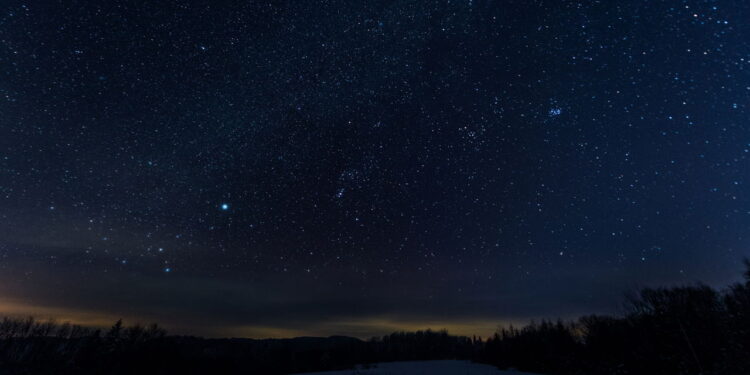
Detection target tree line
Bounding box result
[477,260,750,375]
[0,261,748,374]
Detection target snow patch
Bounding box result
[295,360,541,374]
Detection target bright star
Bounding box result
[220,203,230,211]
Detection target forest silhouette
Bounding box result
[1,260,749,374]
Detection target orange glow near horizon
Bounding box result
[0,296,522,339]
[0,296,139,329]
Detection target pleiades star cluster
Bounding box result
[0,1,748,338]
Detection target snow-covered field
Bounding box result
[295,360,540,375]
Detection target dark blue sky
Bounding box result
[0,0,748,338]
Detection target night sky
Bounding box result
[1,0,749,339]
